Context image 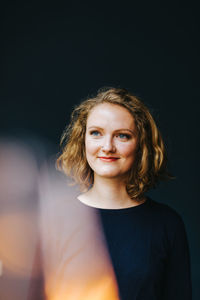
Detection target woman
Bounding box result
[57,87,192,300]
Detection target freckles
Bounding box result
[117,143,137,156]
[85,140,100,154]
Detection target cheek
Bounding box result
[117,142,138,157]
[85,139,100,156]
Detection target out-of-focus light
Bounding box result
[0,260,3,276]
[39,169,120,300]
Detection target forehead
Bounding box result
[86,103,135,129]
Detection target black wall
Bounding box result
[1,1,199,298]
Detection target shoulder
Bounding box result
[147,197,186,234]
[146,198,189,250]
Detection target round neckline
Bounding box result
[76,196,149,212]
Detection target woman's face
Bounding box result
[85,103,138,181]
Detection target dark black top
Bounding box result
[98,197,192,300]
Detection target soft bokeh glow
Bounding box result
[39,168,120,300]
[0,140,40,300]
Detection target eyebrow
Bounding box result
[87,126,135,134]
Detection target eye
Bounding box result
[90,130,101,136]
[116,133,131,140]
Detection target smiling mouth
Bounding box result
[98,157,119,162]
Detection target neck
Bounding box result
[83,175,142,209]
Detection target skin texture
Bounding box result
[85,103,138,181]
[77,103,146,209]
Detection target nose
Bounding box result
[101,135,116,153]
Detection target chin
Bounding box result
[96,171,125,179]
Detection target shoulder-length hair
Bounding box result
[57,87,171,199]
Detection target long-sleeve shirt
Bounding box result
[33,180,192,300]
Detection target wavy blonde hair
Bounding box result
[57,87,170,199]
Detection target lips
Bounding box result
[98,157,119,162]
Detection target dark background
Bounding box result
[1,1,199,298]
